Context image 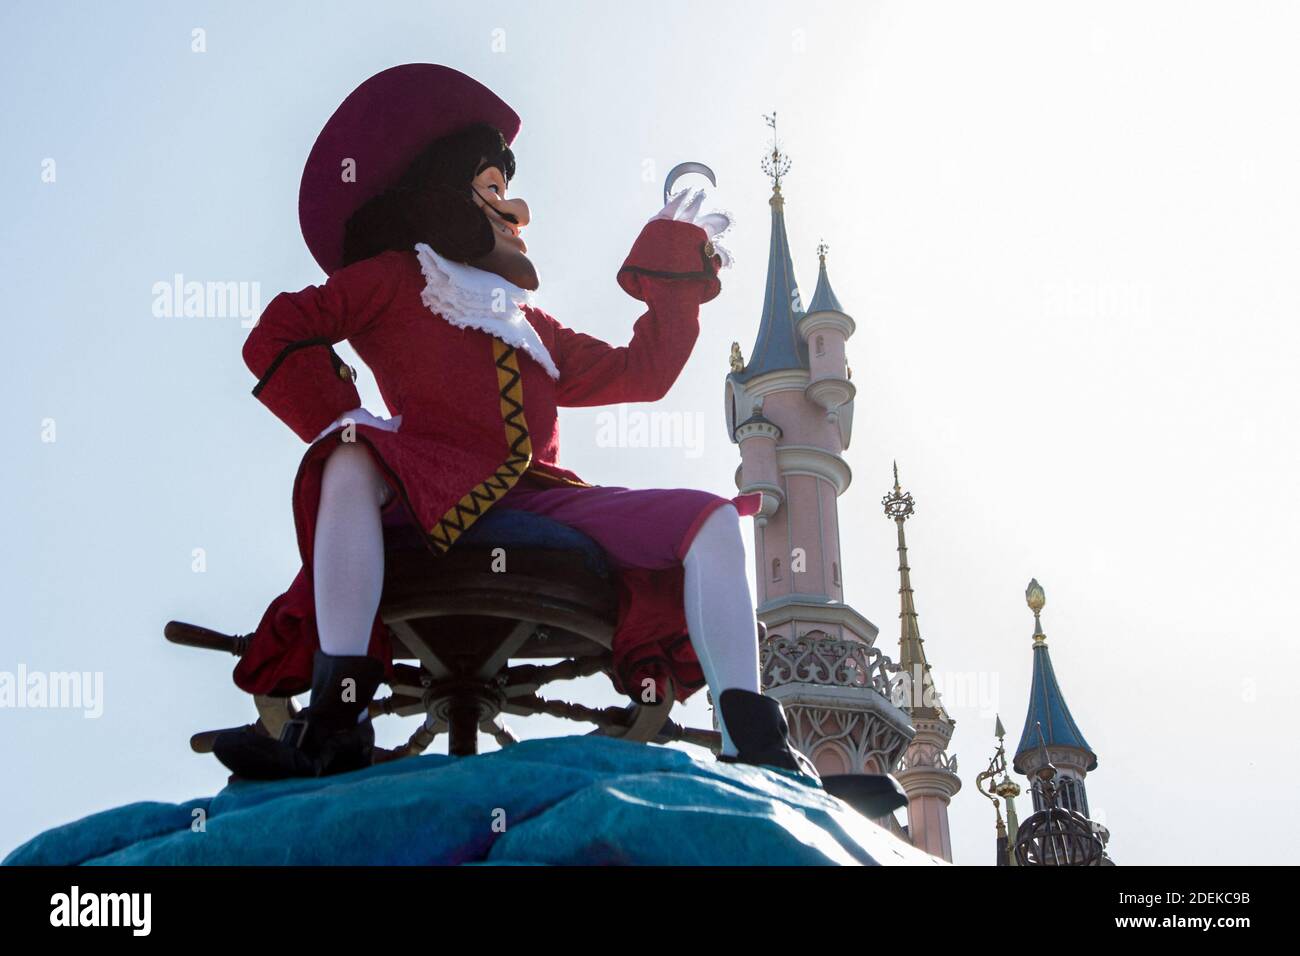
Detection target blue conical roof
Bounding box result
[734,191,807,382]
[807,254,844,314]
[1014,643,1097,770]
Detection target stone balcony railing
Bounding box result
[760,633,897,698]
[896,749,960,773]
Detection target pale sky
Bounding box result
[3,0,1297,864]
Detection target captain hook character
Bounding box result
[213,63,906,818]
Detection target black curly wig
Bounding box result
[341,123,516,268]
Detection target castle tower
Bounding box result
[725,117,913,791]
[882,464,961,860]
[1012,581,1105,827]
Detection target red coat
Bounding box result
[234,218,751,701]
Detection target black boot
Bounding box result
[717,688,908,818]
[717,688,820,776]
[213,651,384,781]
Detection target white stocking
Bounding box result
[312,443,393,657]
[683,504,761,757]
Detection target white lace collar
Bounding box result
[414,242,560,380]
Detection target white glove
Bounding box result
[314,407,402,442]
[653,188,733,269]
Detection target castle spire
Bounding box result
[734,114,806,383]
[1013,580,1096,769]
[1010,579,1112,865]
[807,239,844,314]
[886,463,961,862]
[882,462,946,721]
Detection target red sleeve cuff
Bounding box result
[251,343,362,443]
[617,218,722,303]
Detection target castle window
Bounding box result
[1059,777,1077,811]
[815,334,825,356]
[1059,777,1090,816]
[832,562,841,587]
[771,558,782,582]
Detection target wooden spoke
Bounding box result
[482,716,519,748]
[370,693,425,719]
[164,621,248,656]
[390,620,452,680]
[502,693,634,729]
[403,718,446,757]
[654,720,723,751]
[498,658,607,697]
[595,697,672,743]
[472,620,537,681]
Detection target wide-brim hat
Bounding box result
[299,63,521,275]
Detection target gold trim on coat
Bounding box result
[427,340,533,552]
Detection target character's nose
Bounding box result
[495,196,530,235]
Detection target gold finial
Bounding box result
[882,460,915,520]
[729,341,745,373]
[761,112,792,193]
[976,715,1022,863]
[989,716,1020,799]
[1026,578,1047,645]
[817,239,829,264]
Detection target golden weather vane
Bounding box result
[761,112,792,191]
[882,460,916,520]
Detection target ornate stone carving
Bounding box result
[896,748,959,773]
[758,632,912,773]
[785,706,911,775]
[761,632,895,696]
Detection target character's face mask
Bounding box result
[467,158,537,291]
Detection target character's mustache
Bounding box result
[472,185,520,225]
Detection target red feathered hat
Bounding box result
[298,63,521,275]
